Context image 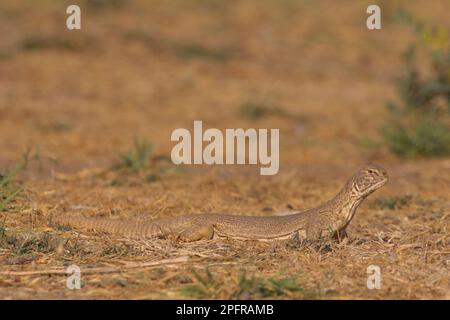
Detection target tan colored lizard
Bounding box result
[51,164,388,242]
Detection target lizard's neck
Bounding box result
[329,188,365,229]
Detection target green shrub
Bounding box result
[382,9,450,157]
[373,195,413,210]
[383,115,450,157]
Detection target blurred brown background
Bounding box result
[0,0,447,166]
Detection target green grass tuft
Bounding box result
[181,268,316,299]
[239,102,288,120]
[172,42,233,62]
[0,150,30,213]
[233,274,307,299]
[0,230,62,260]
[0,223,6,238]
[120,138,154,172]
[373,195,413,210]
[21,35,92,52]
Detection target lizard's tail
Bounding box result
[50,215,157,238]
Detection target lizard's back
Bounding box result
[51,211,313,240]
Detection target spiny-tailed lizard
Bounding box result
[51,164,388,242]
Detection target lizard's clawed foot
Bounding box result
[285,231,304,248]
[285,232,317,250]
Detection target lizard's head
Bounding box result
[347,164,388,199]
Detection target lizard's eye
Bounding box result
[366,169,378,176]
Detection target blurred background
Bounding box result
[0,0,449,169]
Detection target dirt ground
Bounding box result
[0,0,449,299]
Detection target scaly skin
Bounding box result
[51,164,388,242]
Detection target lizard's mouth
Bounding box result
[368,178,388,192]
[377,177,388,187]
[361,178,388,196]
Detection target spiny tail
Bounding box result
[49,214,162,239]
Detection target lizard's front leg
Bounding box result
[177,224,215,242]
[306,222,347,243]
[335,229,348,244]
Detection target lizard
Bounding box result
[50,164,388,242]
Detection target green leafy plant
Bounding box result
[382,9,450,157]
[383,116,450,157]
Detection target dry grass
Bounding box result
[1,164,448,299]
[0,0,449,299]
